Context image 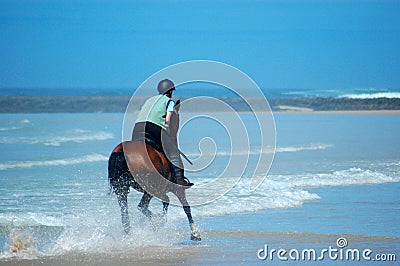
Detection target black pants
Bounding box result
[132,122,163,149]
[132,122,182,169]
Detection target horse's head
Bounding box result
[169,99,181,140]
[174,99,181,112]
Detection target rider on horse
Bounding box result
[132,79,194,188]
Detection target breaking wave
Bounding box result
[0,129,114,146]
[266,167,400,189]
[0,126,22,132]
[341,92,400,99]
[187,167,400,217]
[185,143,333,157]
[275,143,333,153]
[0,153,108,170]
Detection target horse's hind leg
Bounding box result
[138,192,153,218]
[117,190,130,234]
[108,151,131,235]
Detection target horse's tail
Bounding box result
[108,151,130,195]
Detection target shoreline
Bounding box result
[2,230,399,265]
[1,96,400,113]
[274,110,400,115]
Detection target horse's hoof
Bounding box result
[190,232,201,241]
[190,223,201,241]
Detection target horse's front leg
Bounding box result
[138,191,153,218]
[116,189,130,235]
[162,194,170,215]
[176,190,201,241]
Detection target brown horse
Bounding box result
[108,103,201,241]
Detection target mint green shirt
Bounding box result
[136,95,174,130]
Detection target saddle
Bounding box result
[132,132,164,154]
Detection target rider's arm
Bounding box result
[165,111,173,125]
[165,100,175,126]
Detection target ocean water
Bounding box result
[1,86,399,99]
[0,112,399,261]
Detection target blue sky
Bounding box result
[0,0,399,90]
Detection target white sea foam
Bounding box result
[190,184,320,217]
[275,143,333,153]
[265,168,400,190]
[0,209,183,259]
[0,213,64,228]
[0,128,114,146]
[49,213,182,256]
[0,153,108,170]
[185,143,333,157]
[341,92,400,99]
[185,167,398,217]
[0,126,21,132]
[42,130,114,146]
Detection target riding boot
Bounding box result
[172,165,194,188]
[162,129,193,187]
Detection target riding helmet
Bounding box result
[157,79,175,94]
